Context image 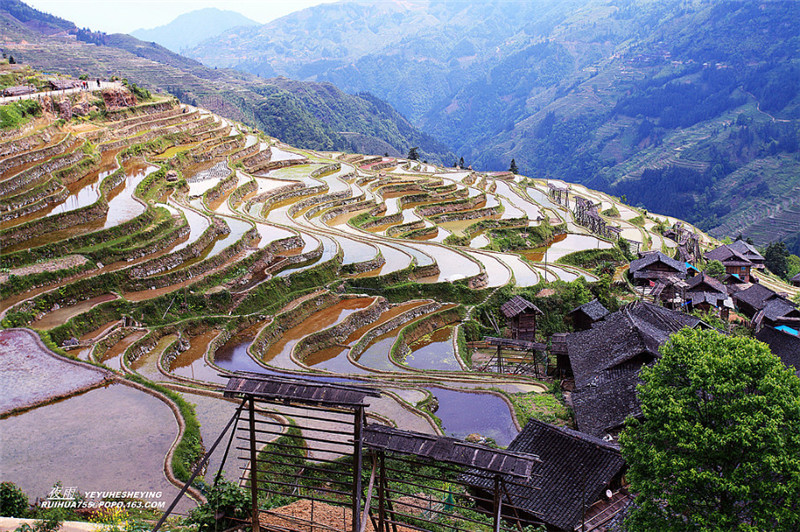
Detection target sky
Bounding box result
[22,0,339,34]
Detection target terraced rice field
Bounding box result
[1,92,733,505]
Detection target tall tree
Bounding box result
[620,329,800,531]
[459,156,465,168]
[764,241,790,279]
[704,259,726,279]
[407,146,419,160]
[509,158,519,174]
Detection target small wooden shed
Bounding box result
[500,295,543,341]
[567,299,609,331]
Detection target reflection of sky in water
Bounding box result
[424,387,518,447]
[404,327,458,371]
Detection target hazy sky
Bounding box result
[23,0,339,34]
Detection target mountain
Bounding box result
[187,0,583,122]
[131,8,259,54]
[0,0,453,164]
[187,0,800,252]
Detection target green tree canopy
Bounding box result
[407,146,419,160]
[620,328,800,531]
[764,241,790,279]
[704,259,726,279]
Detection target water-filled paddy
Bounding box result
[169,329,222,382]
[168,203,211,252]
[405,242,480,282]
[270,146,306,161]
[102,160,155,228]
[130,334,178,382]
[0,328,109,414]
[305,301,426,373]
[424,387,518,446]
[404,326,459,371]
[0,384,188,510]
[212,321,270,376]
[97,329,148,371]
[31,293,117,330]
[262,297,375,368]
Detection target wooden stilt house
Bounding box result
[501,296,543,341]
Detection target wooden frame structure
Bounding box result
[153,373,551,532]
[481,336,548,376]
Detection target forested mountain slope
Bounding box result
[188,0,800,251]
[0,0,453,164]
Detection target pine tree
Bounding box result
[509,158,519,174]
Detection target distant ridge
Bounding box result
[0,1,454,164]
[131,8,258,53]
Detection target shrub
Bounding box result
[185,480,250,532]
[0,100,41,129]
[0,481,29,517]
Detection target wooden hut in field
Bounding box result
[501,296,543,341]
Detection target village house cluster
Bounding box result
[477,237,800,530]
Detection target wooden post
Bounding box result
[493,475,503,532]
[248,397,260,532]
[497,345,503,373]
[378,451,386,532]
[353,406,364,532]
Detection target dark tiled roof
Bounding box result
[728,240,765,262]
[733,283,780,310]
[500,295,543,318]
[222,372,380,408]
[686,272,726,295]
[467,419,625,532]
[364,424,539,477]
[762,298,800,322]
[566,301,701,388]
[689,292,727,307]
[566,302,702,437]
[705,245,752,266]
[792,272,800,283]
[756,326,800,376]
[572,372,643,438]
[569,299,610,322]
[722,273,747,286]
[629,252,685,277]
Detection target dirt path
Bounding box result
[0,82,122,105]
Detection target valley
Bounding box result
[1,1,799,528]
[2,75,763,506]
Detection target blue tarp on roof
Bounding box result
[686,262,700,272]
[776,325,799,336]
